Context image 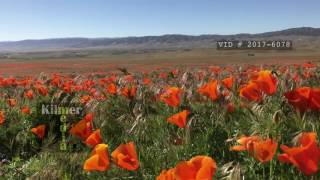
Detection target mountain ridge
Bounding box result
[0,27,320,52]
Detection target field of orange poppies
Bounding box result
[0,62,320,179]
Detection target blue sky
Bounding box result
[0,0,319,41]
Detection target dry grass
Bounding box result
[1,48,320,76]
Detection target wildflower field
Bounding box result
[0,62,320,180]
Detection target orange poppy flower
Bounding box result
[231,136,277,163]
[63,84,72,94]
[111,141,139,171]
[129,86,137,98]
[24,89,34,100]
[0,111,5,125]
[89,88,97,96]
[21,106,31,114]
[7,98,17,107]
[80,95,92,104]
[171,69,178,77]
[175,155,217,180]
[222,90,230,98]
[1,77,17,87]
[121,86,129,97]
[84,113,94,122]
[197,71,205,81]
[61,81,74,93]
[72,85,82,92]
[69,119,92,140]
[251,70,277,95]
[278,132,320,176]
[239,82,262,102]
[226,103,235,113]
[108,74,117,83]
[210,66,221,75]
[82,80,96,89]
[284,87,320,112]
[83,143,110,171]
[167,110,190,128]
[143,78,152,85]
[303,71,311,78]
[230,136,261,153]
[284,87,311,112]
[160,87,181,107]
[31,124,46,139]
[221,76,234,90]
[156,168,175,180]
[98,78,107,87]
[252,139,278,163]
[50,76,61,87]
[311,88,320,110]
[125,75,134,83]
[106,83,117,95]
[198,80,219,101]
[159,72,168,79]
[121,86,137,99]
[85,129,102,147]
[35,85,48,96]
[292,73,300,83]
[18,78,32,87]
[302,62,316,68]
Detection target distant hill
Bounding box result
[0,27,320,52]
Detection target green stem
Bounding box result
[269,160,273,180]
[263,164,265,179]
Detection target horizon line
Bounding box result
[0,26,319,43]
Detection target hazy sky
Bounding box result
[0,0,319,41]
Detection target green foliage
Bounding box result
[1,65,320,179]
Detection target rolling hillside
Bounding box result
[0,27,319,52]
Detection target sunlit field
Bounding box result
[0,62,320,179]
